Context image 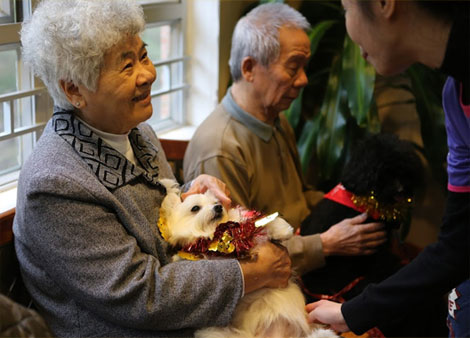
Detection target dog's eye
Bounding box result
[191,206,200,212]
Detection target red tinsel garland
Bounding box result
[180,210,267,259]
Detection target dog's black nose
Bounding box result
[214,204,223,214]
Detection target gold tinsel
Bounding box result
[208,231,236,254]
[351,191,413,224]
[157,213,170,241]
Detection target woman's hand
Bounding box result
[181,174,231,209]
[320,213,387,256]
[306,300,350,333]
[239,241,291,294]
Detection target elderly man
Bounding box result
[183,3,386,274]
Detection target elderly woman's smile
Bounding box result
[133,91,151,103]
[74,34,156,135]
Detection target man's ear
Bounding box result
[59,80,86,109]
[240,56,257,83]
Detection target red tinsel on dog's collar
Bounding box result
[178,209,268,260]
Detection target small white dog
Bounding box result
[158,179,337,338]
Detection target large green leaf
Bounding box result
[284,20,337,130]
[310,54,347,182]
[309,20,337,58]
[341,36,376,127]
[297,116,321,170]
[284,87,304,128]
[406,64,448,185]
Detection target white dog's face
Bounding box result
[159,178,293,251]
[163,190,230,247]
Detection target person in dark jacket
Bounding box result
[306,0,470,337]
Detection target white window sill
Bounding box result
[158,125,196,141]
[0,184,17,214]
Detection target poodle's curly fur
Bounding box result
[341,133,424,207]
[300,133,425,297]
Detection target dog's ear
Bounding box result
[159,178,181,197]
[161,192,182,217]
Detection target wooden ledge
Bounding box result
[0,208,15,246]
[159,139,189,160]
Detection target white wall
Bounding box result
[185,0,220,127]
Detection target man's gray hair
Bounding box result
[229,3,310,82]
[21,0,145,110]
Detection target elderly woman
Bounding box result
[13,0,291,337]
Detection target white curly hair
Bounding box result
[21,0,145,110]
[228,3,311,82]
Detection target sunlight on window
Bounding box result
[0,49,17,135]
[0,0,14,24]
[152,65,170,93]
[0,49,17,95]
[142,25,171,63]
[141,22,185,130]
[150,94,170,121]
[13,97,34,130]
[0,137,20,175]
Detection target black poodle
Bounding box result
[300,133,449,337]
[301,133,423,298]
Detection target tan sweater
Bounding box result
[184,89,325,274]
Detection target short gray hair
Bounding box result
[229,3,310,82]
[21,0,145,110]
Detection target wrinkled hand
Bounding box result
[320,213,386,256]
[306,300,349,333]
[181,174,231,209]
[240,241,291,294]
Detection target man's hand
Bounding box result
[306,300,349,333]
[240,241,291,294]
[320,213,387,256]
[181,174,231,209]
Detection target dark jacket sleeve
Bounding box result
[0,293,53,337]
[342,192,470,334]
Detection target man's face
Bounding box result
[252,26,310,122]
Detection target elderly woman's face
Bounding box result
[77,35,156,134]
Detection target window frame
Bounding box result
[142,0,188,131]
[0,0,188,190]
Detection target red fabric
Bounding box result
[324,184,381,220]
[324,184,358,210]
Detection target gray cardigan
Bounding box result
[13,111,243,337]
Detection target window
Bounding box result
[0,0,50,187]
[141,0,188,131]
[0,0,188,189]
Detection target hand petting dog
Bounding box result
[319,213,387,256]
[182,174,232,209]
